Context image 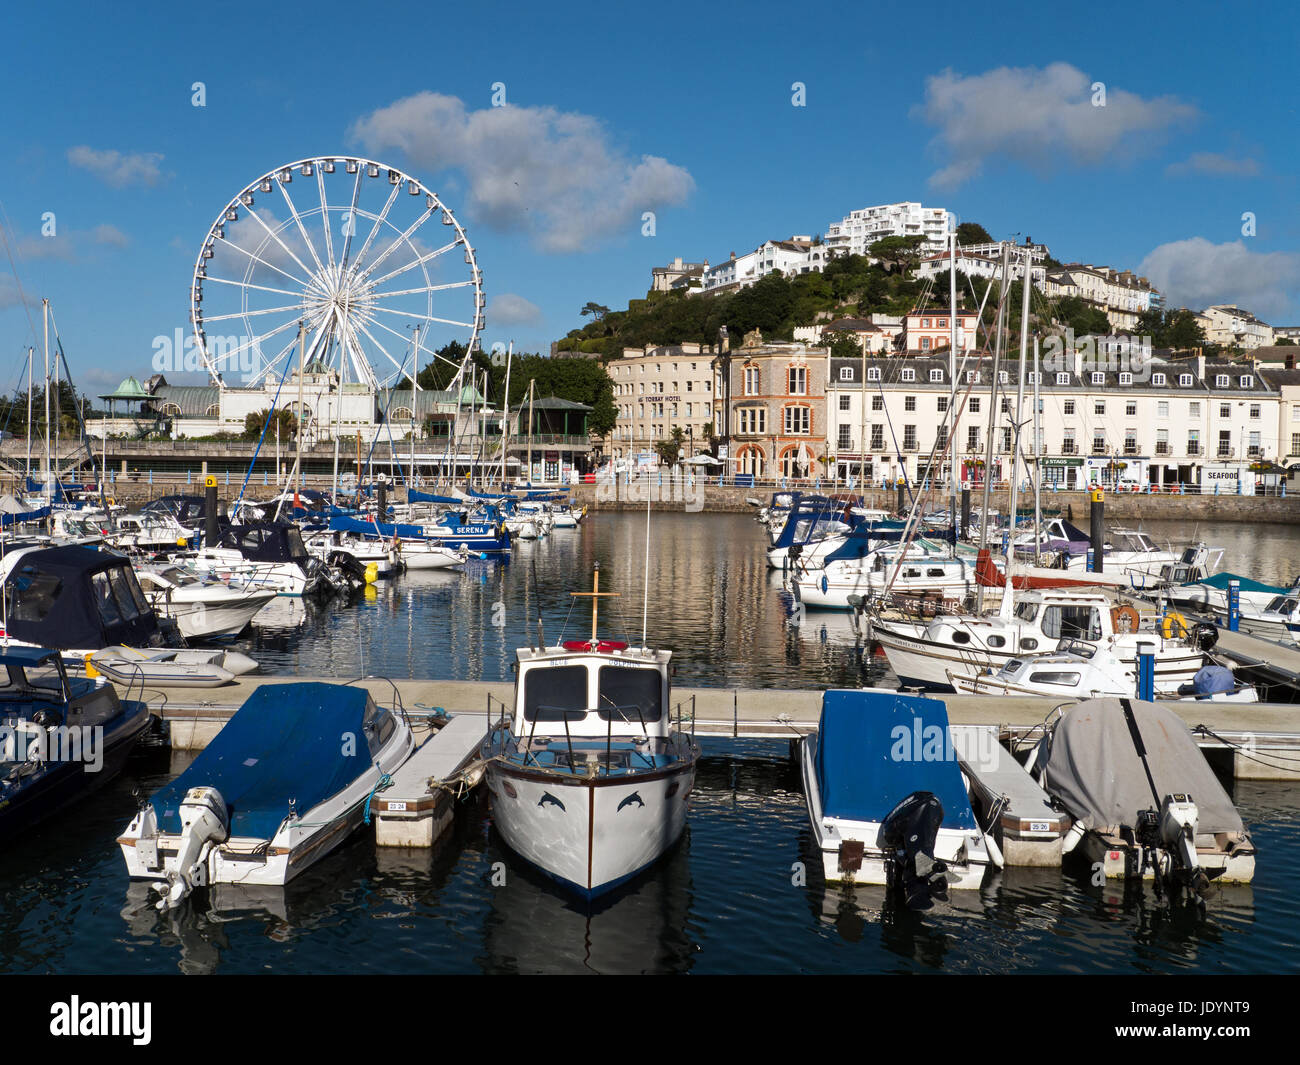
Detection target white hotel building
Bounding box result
[824,353,1279,493]
[607,344,721,461]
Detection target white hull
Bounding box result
[800,736,989,889]
[119,719,413,888]
[150,590,276,639]
[874,621,1203,692]
[487,760,694,897]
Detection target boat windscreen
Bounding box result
[597,665,662,723]
[522,665,589,722]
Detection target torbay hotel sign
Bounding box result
[1202,462,1255,496]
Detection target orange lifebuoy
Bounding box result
[1111,605,1140,634]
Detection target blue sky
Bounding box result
[2,1,1296,397]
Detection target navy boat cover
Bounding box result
[150,683,376,839]
[814,689,977,830]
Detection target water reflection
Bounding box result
[480,834,697,974]
[221,515,869,690]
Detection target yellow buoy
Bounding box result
[364,562,379,584]
[84,654,99,679]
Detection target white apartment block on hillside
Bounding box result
[1043,264,1161,332]
[823,202,951,257]
[917,249,1046,286]
[650,257,709,292]
[1198,305,1275,350]
[700,237,831,293]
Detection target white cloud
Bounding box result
[67,146,167,188]
[0,274,27,311]
[348,92,694,252]
[15,223,128,262]
[1139,238,1300,321]
[915,63,1196,189]
[490,293,542,326]
[1165,152,1260,178]
[92,223,129,247]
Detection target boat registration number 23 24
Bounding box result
[386,801,408,812]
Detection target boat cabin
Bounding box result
[217,522,311,567]
[1,545,163,650]
[0,646,124,734]
[512,645,671,741]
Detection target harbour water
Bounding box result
[3,512,1299,974]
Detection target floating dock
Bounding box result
[951,724,1066,867]
[371,714,488,847]
[135,674,1300,780]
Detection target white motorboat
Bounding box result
[1064,529,1213,590]
[304,531,398,579]
[395,540,468,570]
[1028,697,1255,894]
[949,638,1257,702]
[135,565,276,639]
[109,512,198,555]
[800,688,997,905]
[0,544,258,682]
[481,565,699,899]
[187,522,328,597]
[795,549,984,610]
[872,588,1211,692]
[119,681,414,905]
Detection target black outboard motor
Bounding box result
[1192,622,1218,652]
[879,790,954,910]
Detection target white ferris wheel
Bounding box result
[191,156,484,392]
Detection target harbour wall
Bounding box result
[569,482,1300,524]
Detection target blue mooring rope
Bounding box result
[362,772,394,826]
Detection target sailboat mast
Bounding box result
[975,245,1010,613]
[527,380,536,486]
[948,222,958,539]
[25,347,32,481]
[1033,334,1043,564]
[409,325,420,489]
[43,298,51,505]
[500,342,513,488]
[999,246,1032,620]
[294,320,306,510]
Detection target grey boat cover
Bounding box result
[1042,698,1243,835]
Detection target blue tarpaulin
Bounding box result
[408,490,464,505]
[150,683,376,840]
[813,689,977,829]
[1,505,50,528]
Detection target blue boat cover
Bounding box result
[150,683,376,839]
[1,505,50,528]
[1197,571,1289,595]
[814,690,977,830]
[407,490,464,505]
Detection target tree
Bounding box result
[243,407,298,442]
[580,302,610,322]
[822,330,862,359]
[1054,296,1110,337]
[654,426,687,466]
[867,235,925,271]
[956,222,993,246]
